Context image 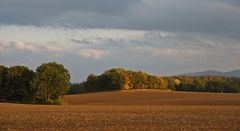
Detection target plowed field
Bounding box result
[1,90,240,130]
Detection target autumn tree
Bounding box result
[98,68,129,90]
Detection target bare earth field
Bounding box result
[0,90,240,130]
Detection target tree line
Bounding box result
[0,62,70,104]
[69,68,240,94]
[166,76,240,93]
[1,63,239,104]
[68,68,168,94]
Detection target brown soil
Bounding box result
[65,90,240,106]
[0,90,240,130]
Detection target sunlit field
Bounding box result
[1,90,240,130]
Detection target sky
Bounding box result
[0,0,240,82]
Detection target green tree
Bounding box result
[68,83,88,94]
[32,62,70,103]
[193,78,204,91]
[0,65,7,101]
[205,81,224,92]
[5,66,34,102]
[86,74,98,91]
[223,82,240,93]
[166,77,176,91]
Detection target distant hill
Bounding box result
[179,69,240,77]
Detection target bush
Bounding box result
[36,98,64,105]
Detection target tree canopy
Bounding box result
[0,62,70,104]
[69,69,240,94]
[68,68,169,94]
[4,66,34,102]
[32,62,70,103]
[0,65,7,101]
[165,76,240,93]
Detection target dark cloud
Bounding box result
[0,0,140,25]
[125,0,240,37]
[70,38,94,45]
[218,0,240,8]
[0,0,238,30]
[0,0,140,13]
[0,0,239,38]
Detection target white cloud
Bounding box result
[0,39,109,59]
[0,25,174,59]
[0,40,38,54]
[14,41,36,51]
[77,48,109,59]
[0,25,240,82]
[0,40,60,55]
[69,29,166,45]
[133,46,206,59]
[46,46,63,53]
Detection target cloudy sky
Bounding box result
[0,0,240,82]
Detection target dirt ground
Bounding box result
[65,90,240,106]
[0,90,240,130]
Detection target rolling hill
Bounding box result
[179,69,240,77]
[64,90,240,106]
